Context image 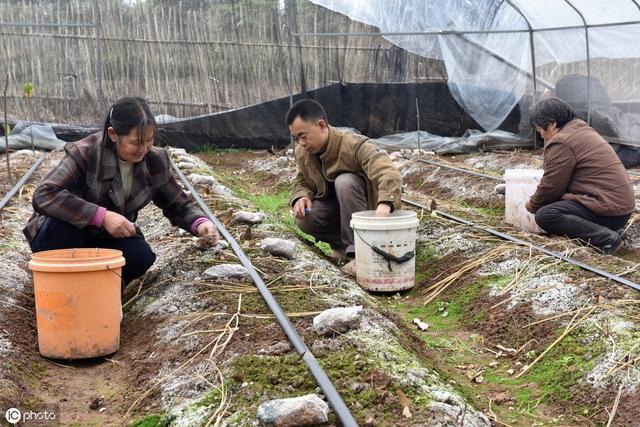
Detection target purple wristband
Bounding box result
[89,207,107,227]
[191,216,210,235]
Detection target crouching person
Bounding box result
[525,97,635,254]
[286,99,402,274]
[23,96,219,285]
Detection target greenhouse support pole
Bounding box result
[504,0,539,147]
[293,22,640,38]
[0,153,47,211]
[563,0,592,125]
[94,0,105,117]
[528,29,539,147]
[504,0,538,95]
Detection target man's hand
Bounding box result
[525,199,534,213]
[103,211,136,238]
[293,197,312,219]
[375,203,392,217]
[196,221,220,246]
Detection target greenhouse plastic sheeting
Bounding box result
[371,129,531,154]
[0,82,522,151]
[309,0,640,133]
[0,122,66,153]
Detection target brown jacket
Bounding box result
[23,132,205,242]
[291,126,402,210]
[529,119,635,216]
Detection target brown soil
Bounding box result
[1,278,179,425]
[610,393,640,426]
[199,150,290,195]
[465,291,560,353]
[403,167,503,210]
[404,170,457,199]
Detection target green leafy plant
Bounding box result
[22,82,34,97]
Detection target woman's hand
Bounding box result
[196,220,220,246]
[103,211,136,238]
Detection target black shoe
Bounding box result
[602,236,623,255]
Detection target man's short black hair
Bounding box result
[285,99,328,126]
[531,97,576,130]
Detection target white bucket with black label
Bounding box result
[350,210,419,292]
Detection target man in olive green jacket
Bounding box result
[286,99,402,271]
[526,97,635,254]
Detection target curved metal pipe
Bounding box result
[0,152,47,211]
[504,0,540,146]
[168,154,358,427]
[402,197,640,292]
[563,0,592,125]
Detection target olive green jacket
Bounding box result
[291,126,402,210]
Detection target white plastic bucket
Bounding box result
[350,210,420,292]
[504,169,544,233]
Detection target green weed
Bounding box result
[128,414,172,427]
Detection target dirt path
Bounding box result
[32,359,130,426]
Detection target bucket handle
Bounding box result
[354,229,415,272]
[106,264,124,288]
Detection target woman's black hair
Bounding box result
[531,97,576,131]
[102,97,156,146]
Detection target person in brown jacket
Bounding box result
[287,99,402,274]
[525,97,635,254]
[24,97,219,284]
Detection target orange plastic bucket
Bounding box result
[28,248,125,359]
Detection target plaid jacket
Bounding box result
[23,132,205,243]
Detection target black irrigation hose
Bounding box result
[168,153,358,427]
[0,152,47,211]
[403,197,640,292]
[417,158,504,182]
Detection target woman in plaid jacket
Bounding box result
[23,97,219,284]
